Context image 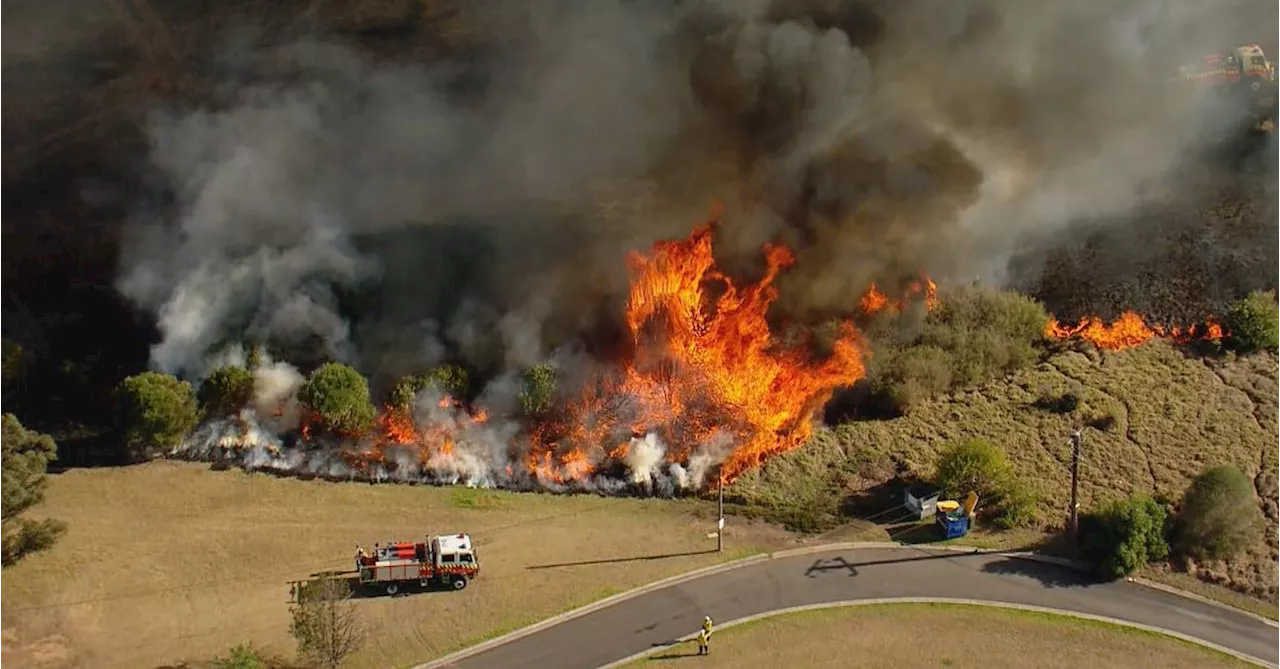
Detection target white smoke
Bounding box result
[172,351,746,495]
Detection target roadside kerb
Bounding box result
[593,598,1278,669]
[412,541,1272,669]
[1127,576,1280,629]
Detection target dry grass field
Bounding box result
[621,603,1259,668]
[0,461,799,669]
[731,344,1279,603]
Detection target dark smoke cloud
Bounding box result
[115,0,1277,383]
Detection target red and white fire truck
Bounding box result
[355,533,480,595]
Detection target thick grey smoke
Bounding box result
[118,0,1276,383]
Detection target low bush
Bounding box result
[1079,495,1170,579]
[1223,290,1279,353]
[934,439,1040,529]
[869,286,1050,414]
[1174,465,1261,562]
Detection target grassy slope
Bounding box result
[732,343,1279,602]
[621,603,1257,668]
[0,462,797,669]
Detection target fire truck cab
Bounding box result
[1233,43,1277,90]
[356,533,480,596]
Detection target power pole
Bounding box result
[717,470,725,553]
[1068,429,1083,549]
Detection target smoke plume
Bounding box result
[122,0,1276,489]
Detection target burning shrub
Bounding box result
[115,372,202,462]
[388,365,469,411]
[1223,290,1279,353]
[1,414,66,565]
[1079,494,1170,579]
[198,366,255,418]
[1174,465,1262,562]
[297,363,376,435]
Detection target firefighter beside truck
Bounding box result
[354,533,480,595]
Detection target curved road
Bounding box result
[439,547,1278,669]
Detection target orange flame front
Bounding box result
[858,275,939,316]
[1045,311,1226,350]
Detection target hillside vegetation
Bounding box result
[731,341,1279,601]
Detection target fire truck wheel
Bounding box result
[450,575,468,591]
[385,583,400,596]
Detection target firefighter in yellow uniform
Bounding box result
[696,628,710,656]
[702,616,714,639]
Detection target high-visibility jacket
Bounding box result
[703,619,714,636]
[697,630,710,646]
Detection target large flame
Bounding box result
[274,214,867,490]
[526,214,867,485]
[1045,311,1225,350]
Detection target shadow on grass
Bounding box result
[527,550,717,570]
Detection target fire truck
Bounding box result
[355,533,480,595]
[1177,43,1277,130]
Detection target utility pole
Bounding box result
[717,470,725,553]
[1068,428,1083,549]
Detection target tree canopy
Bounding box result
[2,414,66,564]
[198,366,256,418]
[1224,291,1279,353]
[115,372,202,462]
[297,363,376,435]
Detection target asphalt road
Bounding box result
[443,547,1278,669]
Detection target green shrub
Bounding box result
[298,363,376,435]
[933,439,1039,529]
[211,644,267,669]
[934,439,1012,499]
[1079,495,1170,579]
[873,345,951,414]
[1175,465,1262,561]
[1223,290,1279,353]
[519,364,557,418]
[115,372,201,461]
[993,481,1041,530]
[870,286,1049,413]
[198,366,255,418]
